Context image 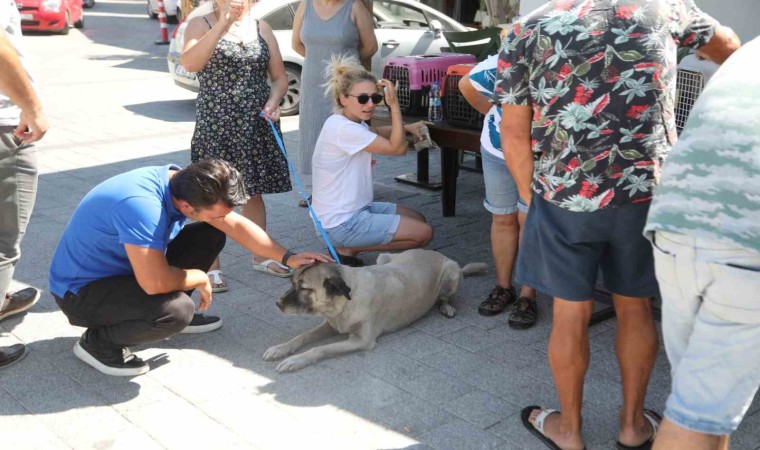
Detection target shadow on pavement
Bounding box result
[124,99,197,122]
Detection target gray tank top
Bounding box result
[297,0,360,175]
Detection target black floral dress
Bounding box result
[191,23,291,196]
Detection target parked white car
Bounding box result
[167,0,468,115]
[147,0,179,23]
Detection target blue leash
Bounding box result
[263,115,342,265]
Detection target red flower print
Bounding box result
[533,106,542,121]
[497,59,512,71]
[556,0,574,11]
[627,105,650,119]
[513,23,521,36]
[593,150,610,161]
[615,5,638,19]
[634,62,659,70]
[573,86,593,105]
[579,180,599,198]
[634,160,656,167]
[599,189,615,208]
[682,33,696,46]
[587,52,606,63]
[558,64,572,81]
[608,163,623,179]
[577,0,593,18]
[565,158,580,172]
[592,93,610,115]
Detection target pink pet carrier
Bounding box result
[382,53,477,115]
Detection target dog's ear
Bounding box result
[323,276,351,300]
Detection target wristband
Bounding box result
[281,250,295,267]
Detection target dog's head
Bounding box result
[277,261,352,316]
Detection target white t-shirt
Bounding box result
[0,0,34,126]
[467,54,502,160]
[312,114,378,229]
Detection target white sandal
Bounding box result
[252,259,294,278]
[207,270,228,293]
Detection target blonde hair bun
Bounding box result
[323,54,378,113]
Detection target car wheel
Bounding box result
[167,14,178,24]
[147,0,158,19]
[280,64,301,116]
[83,0,94,8]
[59,12,70,34]
[74,14,84,28]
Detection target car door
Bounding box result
[371,0,446,77]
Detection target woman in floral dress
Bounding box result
[181,0,293,289]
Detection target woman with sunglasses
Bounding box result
[311,55,431,267]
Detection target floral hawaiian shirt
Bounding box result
[495,0,717,211]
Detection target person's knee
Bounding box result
[160,293,195,333]
[492,212,518,229]
[197,222,226,254]
[417,222,434,246]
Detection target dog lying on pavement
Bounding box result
[262,249,486,373]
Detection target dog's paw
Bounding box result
[262,344,293,361]
[275,354,313,373]
[439,303,457,318]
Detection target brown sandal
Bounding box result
[478,286,517,316]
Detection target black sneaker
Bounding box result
[180,313,223,334]
[0,287,41,321]
[73,337,148,376]
[508,297,538,329]
[0,344,28,369]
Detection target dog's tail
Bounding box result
[460,262,488,277]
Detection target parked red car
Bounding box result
[16,0,84,35]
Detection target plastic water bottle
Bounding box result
[428,81,443,123]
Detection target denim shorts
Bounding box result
[515,194,659,301]
[480,148,528,215]
[652,230,760,435]
[324,202,401,248]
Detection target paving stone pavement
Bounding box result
[1,1,758,449]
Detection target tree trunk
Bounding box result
[484,0,520,26]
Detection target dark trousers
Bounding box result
[55,222,226,351]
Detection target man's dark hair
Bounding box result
[170,158,248,209]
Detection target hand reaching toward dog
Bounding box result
[286,252,332,268]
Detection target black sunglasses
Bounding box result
[348,93,384,105]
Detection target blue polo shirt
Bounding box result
[49,165,188,298]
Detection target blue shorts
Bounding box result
[516,194,659,301]
[325,202,401,248]
[480,148,528,215]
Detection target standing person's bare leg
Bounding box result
[614,294,659,447]
[246,194,289,274]
[527,298,592,450]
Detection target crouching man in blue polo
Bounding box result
[49,159,328,376]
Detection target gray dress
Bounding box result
[297,0,360,175]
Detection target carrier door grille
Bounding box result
[384,66,410,110]
[675,68,705,132]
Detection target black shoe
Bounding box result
[508,297,538,329]
[478,285,517,316]
[0,344,28,369]
[0,287,41,321]
[73,336,148,376]
[180,313,223,334]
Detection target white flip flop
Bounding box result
[253,259,294,278]
[207,270,228,293]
